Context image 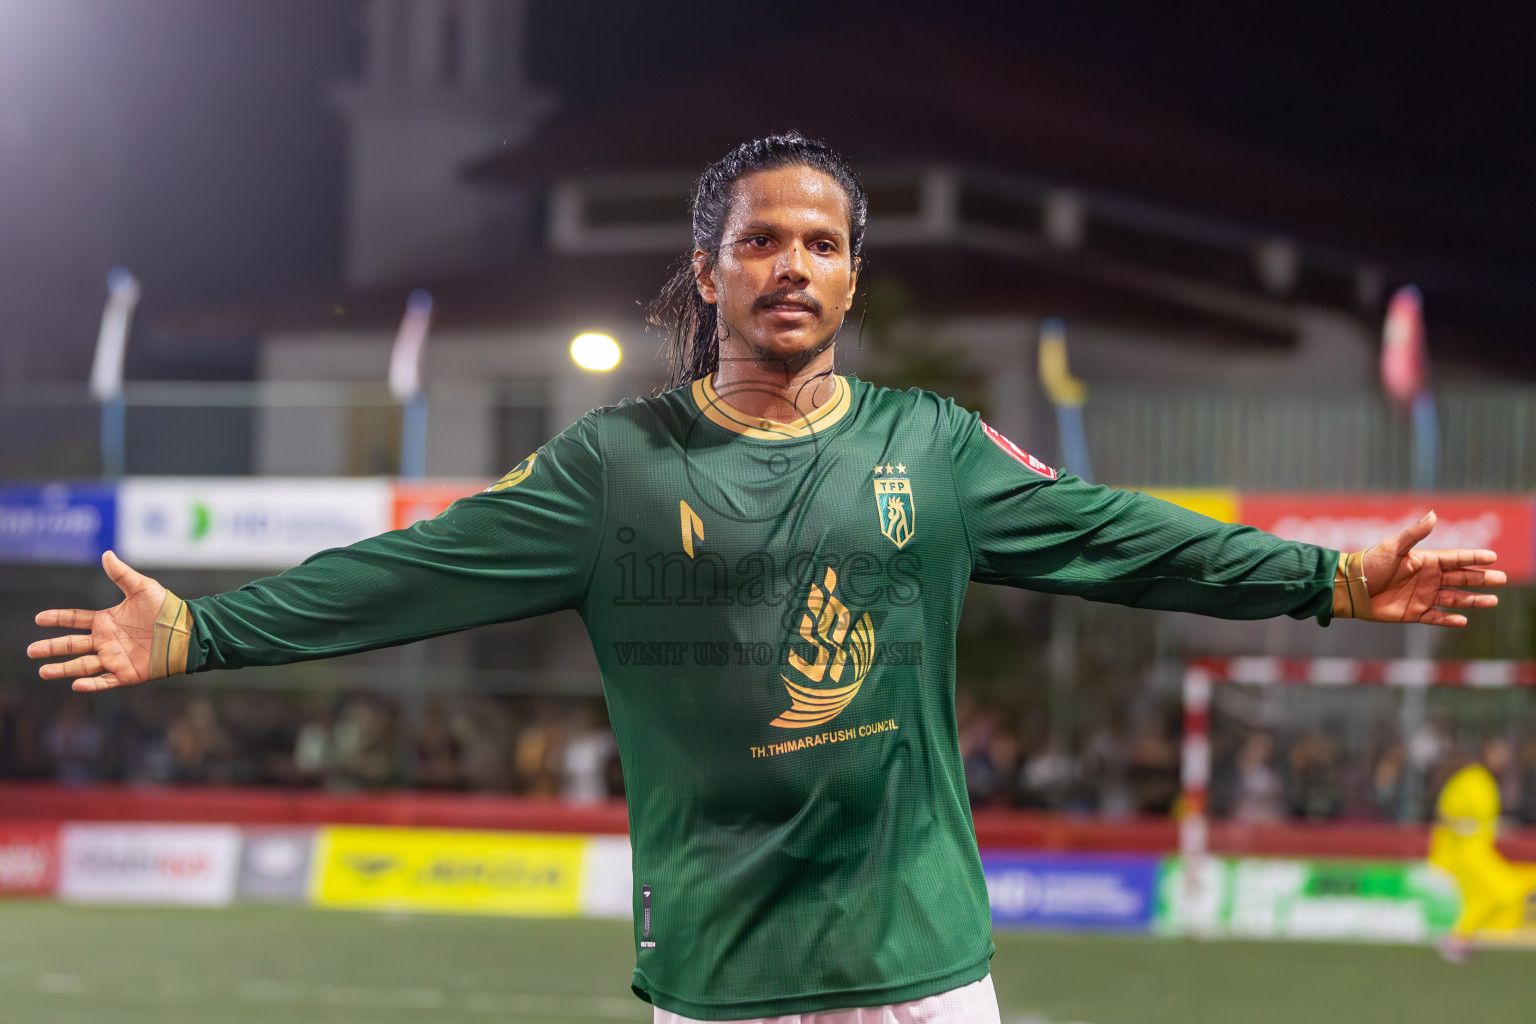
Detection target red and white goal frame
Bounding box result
[1178,657,1536,929]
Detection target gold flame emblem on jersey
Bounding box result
[874,472,916,549]
[771,567,877,729]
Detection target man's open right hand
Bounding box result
[28,550,170,692]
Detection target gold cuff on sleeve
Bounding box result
[1331,551,1372,620]
[147,593,193,679]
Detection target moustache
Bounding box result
[752,289,823,317]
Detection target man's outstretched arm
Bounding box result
[29,415,605,691]
[947,407,1504,625]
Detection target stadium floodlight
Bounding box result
[571,333,621,372]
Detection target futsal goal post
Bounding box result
[1177,656,1536,937]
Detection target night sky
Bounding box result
[2,0,1531,374]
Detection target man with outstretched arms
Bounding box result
[31,135,1505,1023]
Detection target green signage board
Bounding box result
[1156,857,1461,943]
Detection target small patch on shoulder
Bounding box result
[981,422,1057,479]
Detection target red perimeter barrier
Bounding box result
[0,784,630,835]
[4,784,1534,860]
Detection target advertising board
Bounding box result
[1134,489,1240,524]
[119,478,391,568]
[312,827,586,917]
[1241,494,1535,582]
[235,829,316,904]
[1156,856,1461,943]
[0,823,60,896]
[391,480,487,530]
[579,835,633,920]
[983,851,1159,931]
[57,824,241,906]
[0,482,116,565]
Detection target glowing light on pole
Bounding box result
[570,333,621,371]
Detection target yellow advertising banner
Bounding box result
[1132,488,1240,524]
[312,827,586,917]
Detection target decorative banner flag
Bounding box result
[1381,285,1427,407]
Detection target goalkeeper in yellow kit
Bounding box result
[1429,738,1536,961]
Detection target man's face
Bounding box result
[695,165,859,368]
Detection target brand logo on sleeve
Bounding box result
[771,566,877,729]
[488,453,538,492]
[982,422,1056,479]
[872,463,916,549]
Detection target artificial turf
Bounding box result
[0,903,1527,1024]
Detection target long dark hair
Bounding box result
[648,133,868,392]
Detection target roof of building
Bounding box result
[152,23,1530,371]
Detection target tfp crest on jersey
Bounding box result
[873,466,916,549]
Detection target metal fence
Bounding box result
[1084,387,1536,491]
[4,383,1536,491]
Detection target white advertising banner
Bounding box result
[119,478,392,568]
[59,824,242,906]
[579,835,633,920]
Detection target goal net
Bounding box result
[1172,657,1536,943]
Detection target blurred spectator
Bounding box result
[117,690,175,785]
[960,709,1003,805]
[1487,736,1522,825]
[1126,718,1180,815]
[1370,742,1406,820]
[1517,738,1536,825]
[327,696,394,790]
[1082,721,1134,819]
[1232,732,1285,823]
[0,690,47,779]
[166,696,234,783]
[1018,738,1077,811]
[457,697,515,791]
[292,698,334,786]
[1287,729,1343,821]
[4,678,1529,830]
[222,691,295,785]
[1412,715,1454,820]
[561,706,616,804]
[413,701,462,790]
[44,698,101,785]
[514,706,564,796]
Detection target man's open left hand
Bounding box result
[1360,511,1505,627]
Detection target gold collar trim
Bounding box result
[690,374,851,440]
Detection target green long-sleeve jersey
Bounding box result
[184,374,1338,1019]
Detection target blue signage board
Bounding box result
[0,482,117,565]
[982,851,1159,932]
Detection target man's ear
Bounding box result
[693,250,718,305]
[843,256,861,311]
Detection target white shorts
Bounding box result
[653,974,1001,1024]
